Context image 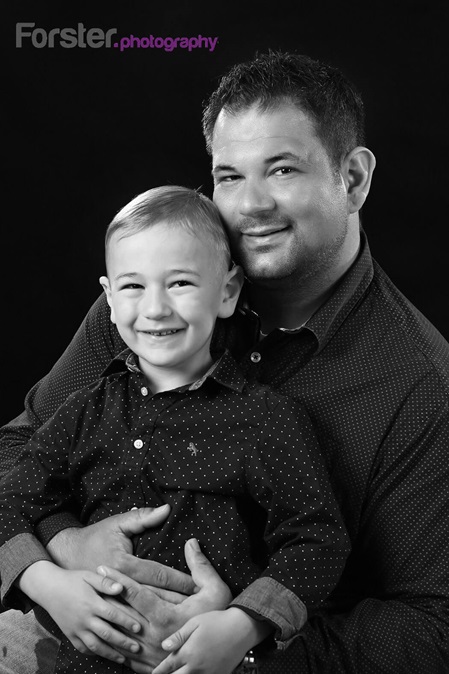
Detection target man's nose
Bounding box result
[140,288,172,320]
[239,179,275,216]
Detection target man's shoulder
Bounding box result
[367,259,449,387]
[61,367,129,411]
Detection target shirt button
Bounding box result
[250,352,262,363]
[141,386,149,396]
[133,439,144,449]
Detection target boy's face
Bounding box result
[100,222,241,387]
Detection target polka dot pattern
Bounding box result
[0,351,347,672]
[1,232,449,672]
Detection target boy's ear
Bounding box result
[218,264,244,319]
[99,276,116,324]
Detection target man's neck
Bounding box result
[248,238,360,333]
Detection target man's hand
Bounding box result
[46,505,196,595]
[98,538,233,673]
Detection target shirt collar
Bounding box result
[237,230,374,354]
[103,349,246,394]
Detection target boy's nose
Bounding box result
[140,289,172,320]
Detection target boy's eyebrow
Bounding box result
[114,272,139,281]
[168,269,201,276]
[212,151,309,174]
[114,269,202,281]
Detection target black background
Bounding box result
[3,1,449,424]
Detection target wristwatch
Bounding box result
[234,651,258,673]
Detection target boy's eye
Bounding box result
[121,283,143,290]
[171,280,192,288]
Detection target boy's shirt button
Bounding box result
[250,352,262,363]
[133,439,144,449]
[141,386,149,396]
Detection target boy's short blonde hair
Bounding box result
[106,186,231,268]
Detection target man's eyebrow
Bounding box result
[267,151,308,164]
[212,163,236,175]
[212,151,309,175]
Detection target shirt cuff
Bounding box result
[35,511,83,547]
[230,577,307,649]
[0,533,52,611]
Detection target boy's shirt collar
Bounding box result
[103,349,246,394]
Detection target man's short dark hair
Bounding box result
[202,51,365,170]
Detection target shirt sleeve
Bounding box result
[255,373,449,672]
[0,293,124,589]
[230,396,350,648]
[0,395,82,609]
[0,293,122,479]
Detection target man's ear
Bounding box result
[218,264,244,319]
[99,276,116,324]
[341,147,376,213]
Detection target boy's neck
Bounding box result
[138,356,215,394]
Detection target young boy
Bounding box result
[0,186,349,674]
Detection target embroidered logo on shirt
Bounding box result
[187,442,200,456]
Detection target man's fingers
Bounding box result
[117,505,171,537]
[98,566,164,615]
[184,539,232,603]
[111,555,197,595]
[142,585,186,605]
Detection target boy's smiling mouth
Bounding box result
[140,329,182,337]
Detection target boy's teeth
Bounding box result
[149,329,177,336]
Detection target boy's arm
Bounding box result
[152,608,273,674]
[0,398,83,609]
[232,397,349,649]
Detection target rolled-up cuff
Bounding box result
[0,533,51,611]
[230,577,307,649]
[35,511,83,547]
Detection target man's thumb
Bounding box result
[118,504,170,536]
[184,538,219,588]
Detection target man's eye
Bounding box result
[215,174,240,184]
[273,166,296,176]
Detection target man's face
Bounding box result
[211,103,351,287]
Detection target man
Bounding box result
[1,51,448,673]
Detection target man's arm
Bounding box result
[0,293,122,480]
[257,379,449,673]
[232,397,349,648]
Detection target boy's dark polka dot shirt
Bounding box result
[1,232,449,673]
[0,351,348,673]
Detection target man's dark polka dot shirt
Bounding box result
[1,232,449,673]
